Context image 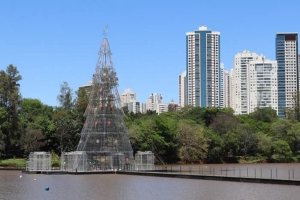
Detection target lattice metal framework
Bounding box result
[27,152,52,171]
[135,151,155,170]
[74,30,134,171]
[61,151,87,172]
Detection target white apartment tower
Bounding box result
[229,68,234,108]
[223,69,230,108]
[232,50,259,115]
[179,71,186,107]
[186,26,221,107]
[145,93,167,114]
[121,88,137,107]
[248,56,278,113]
[220,63,224,108]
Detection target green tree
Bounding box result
[57,81,74,111]
[177,120,208,163]
[53,111,80,154]
[286,122,300,153]
[209,112,239,135]
[272,140,292,158]
[19,98,55,152]
[236,124,258,157]
[21,127,46,155]
[205,129,225,163]
[249,107,278,123]
[184,106,205,125]
[74,87,89,123]
[271,118,292,140]
[223,131,240,156]
[0,65,22,156]
[256,132,273,159]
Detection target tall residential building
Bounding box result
[220,63,224,108]
[276,33,299,117]
[179,71,186,107]
[121,88,137,107]
[127,101,141,114]
[223,69,230,108]
[248,56,278,113]
[229,68,234,108]
[145,93,167,114]
[186,26,220,107]
[232,50,259,115]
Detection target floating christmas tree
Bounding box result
[75,28,134,171]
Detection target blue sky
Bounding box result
[0,0,299,106]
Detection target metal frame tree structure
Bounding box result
[74,29,134,172]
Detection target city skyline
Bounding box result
[1,0,299,107]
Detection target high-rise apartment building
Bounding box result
[276,33,298,117]
[229,68,234,108]
[121,88,137,107]
[248,56,278,113]
[186,26,220,107]
[232,50,259,115]
[179,71,186,107]
[220,63,224,108]
[145,93,167,114]
[223,69,230,108]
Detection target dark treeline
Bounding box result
[1,64,300,164]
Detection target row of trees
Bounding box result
[125,106,300,163]
[0,65,89,158]
[1,64,300,164]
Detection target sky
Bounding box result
[0,0,300,107]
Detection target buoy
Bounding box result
[34,179,37,182]
[45,186,49,191]
[19,175,22,178]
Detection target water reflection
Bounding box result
[0,170,299,200]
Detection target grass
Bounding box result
[0,158,26,168]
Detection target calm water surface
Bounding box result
[0,170,300,200]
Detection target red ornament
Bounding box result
[107,121,111,125]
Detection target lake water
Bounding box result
[1,168,300,200]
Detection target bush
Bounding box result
[51,151,60,167]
